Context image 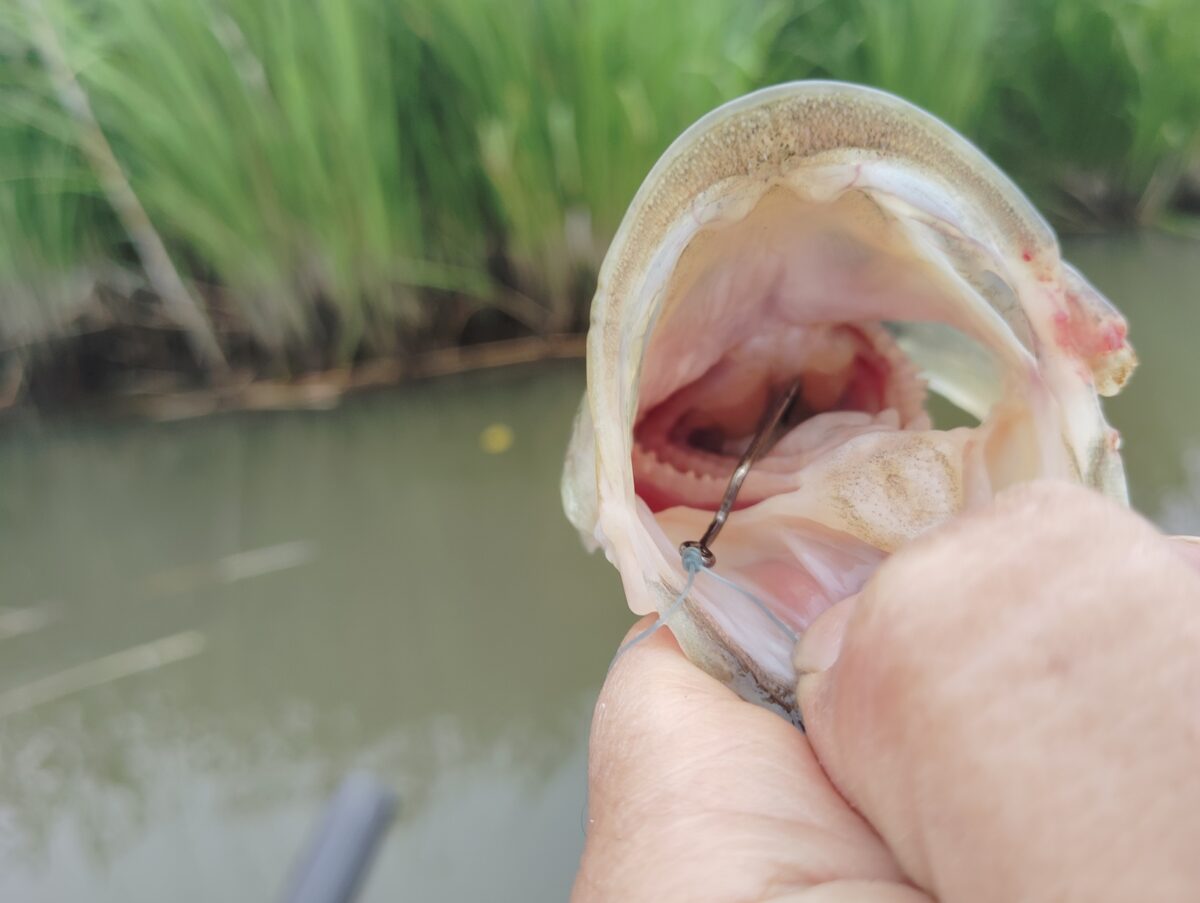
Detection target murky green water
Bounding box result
[0,232,1197,901]
[0,364,628,901]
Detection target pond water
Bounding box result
[0,231,1197,902]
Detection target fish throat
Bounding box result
[635,321,931,515]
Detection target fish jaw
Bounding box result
[562,82,1133,712]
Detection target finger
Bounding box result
[576,617,908,902]
[1169,535,1200,572]
[796,480,1200,903]
[771,881,933,902]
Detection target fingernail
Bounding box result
[794,594,858,675]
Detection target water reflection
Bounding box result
[0,233,1196,901]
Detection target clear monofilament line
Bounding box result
[609,543,799,670]
[609,545,706,668]
[700,567,798,643]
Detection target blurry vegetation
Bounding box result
[993,0,1200,224]
[766,0,1003,134]
[1,0,1198,402]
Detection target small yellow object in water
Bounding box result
[480,423,514,454]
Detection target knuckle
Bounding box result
[837,482,1149,710]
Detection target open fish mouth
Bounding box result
[563,82,1135,716]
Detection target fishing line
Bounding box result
[609,546,799,669]
[609,544,705,667]
[609,380,802,668]
[702,567,798,643]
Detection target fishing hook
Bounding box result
[680,378,801,568]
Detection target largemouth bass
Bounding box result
[562,82,1135,716]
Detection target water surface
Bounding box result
[0,364,628,901]
[0,231,1196,901]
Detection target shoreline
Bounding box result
[1,333,586,424]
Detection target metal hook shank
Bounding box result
[681,378,801,567]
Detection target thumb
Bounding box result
[794,481,1200,903]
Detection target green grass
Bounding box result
[1,0,1198,382]
[0,20,114,354]
[46,0,495,359]
[985,0,1200,223]
[410,0,781,327]
[0,128,103,355]
[766,0,1002,135]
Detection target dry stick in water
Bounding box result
[21,0,229,374]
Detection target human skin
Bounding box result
[574,482,1200,902]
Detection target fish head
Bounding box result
[562,82,1135,716]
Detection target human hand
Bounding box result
[575,481,1200,902]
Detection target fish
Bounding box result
[561,82,1135,718]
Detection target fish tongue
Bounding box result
[757,424,975,554]
[652,425,976,636]
[764,408,895,463]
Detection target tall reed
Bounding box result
[767,0,1002,135]
[411,0,782,328]
[32,0,492,361]
[0,23,112,354]
[984,0,1200,222]
[0,0,1197,379]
